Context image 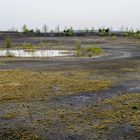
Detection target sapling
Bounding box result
[76,40,81,57]
[6,36,11,49]
[5,36,12,57]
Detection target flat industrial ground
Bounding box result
[0,36,140,140]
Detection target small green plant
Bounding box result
[88,52,93,57]
[109,35,116,40]
[42,40,47,43]
[22,42,35,58]
[0,62,5,65]
[5,36,12,57]
[5,52,14,57]
[76,40,81,57]
[23,42,35,52]
[40,39,45,58]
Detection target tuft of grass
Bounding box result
[0,113,17,120]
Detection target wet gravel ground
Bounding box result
[0,36,140,140]
[48,80,140,108]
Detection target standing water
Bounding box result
[0,49,75,58]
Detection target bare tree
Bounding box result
[42,24,48,33]
[8,27,18,32]
[55,25,60,33]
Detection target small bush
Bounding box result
[86,45,102,54]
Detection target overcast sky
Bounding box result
[0,0,140,31]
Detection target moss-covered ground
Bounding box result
[0,70,112,101]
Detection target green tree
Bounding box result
[22,24,29,33]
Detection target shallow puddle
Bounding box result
[0,49,75,58]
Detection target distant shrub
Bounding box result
[124,30,135,37]
[98,28,113,36]
[134,34,140,39]
[63,28,74,36]
[124,29,140,39]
